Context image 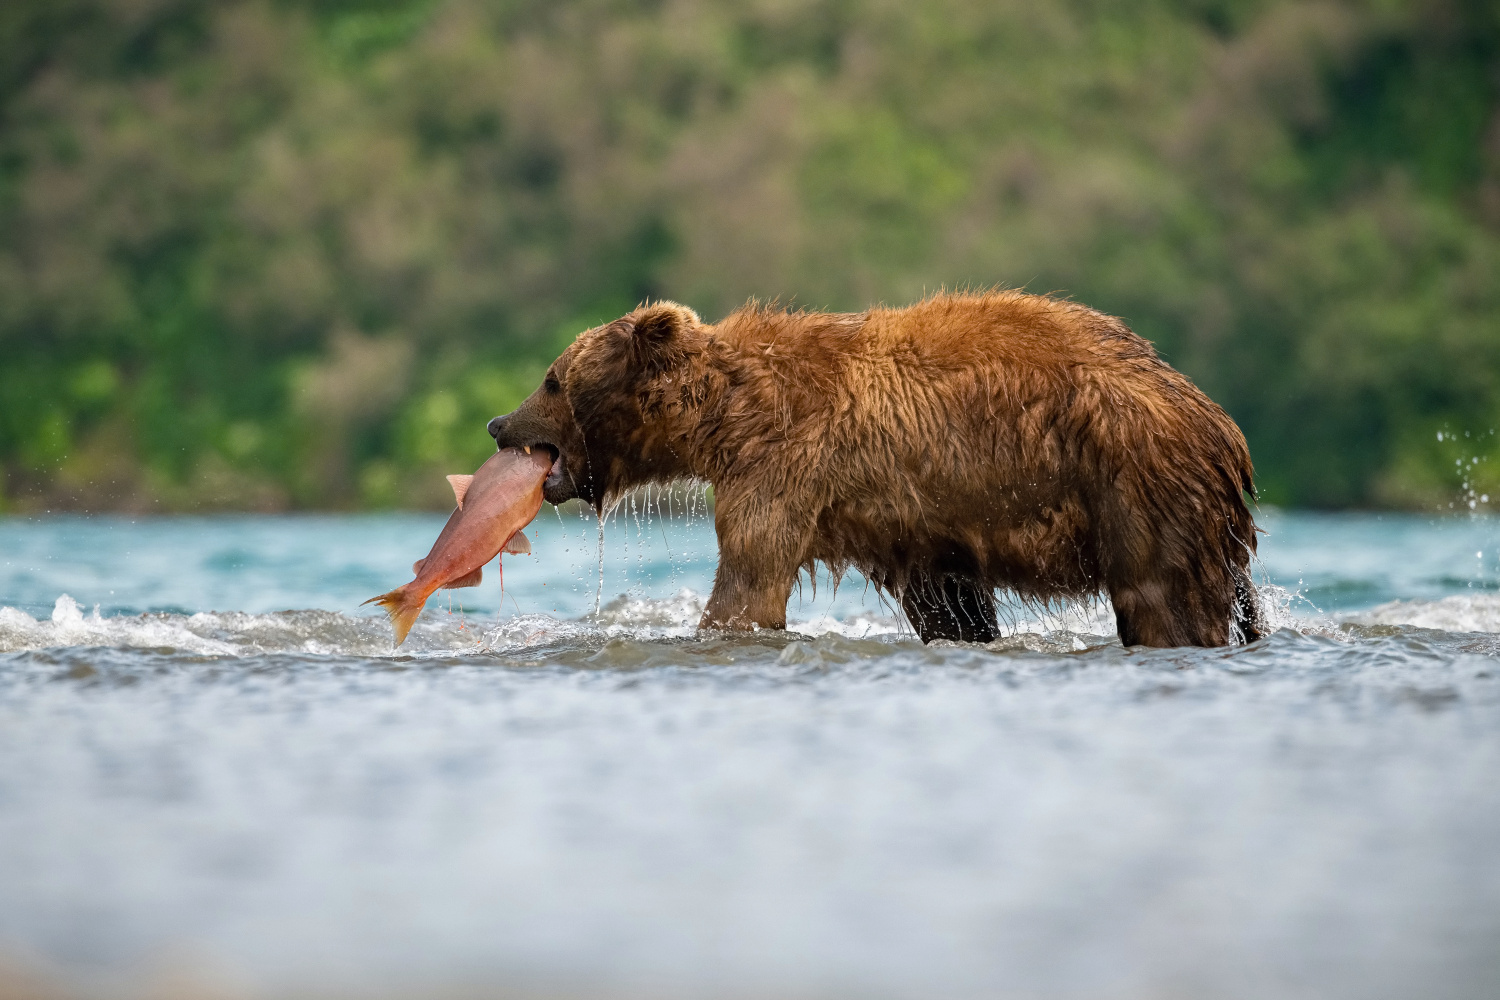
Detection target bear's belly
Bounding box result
[810,488,1100,599]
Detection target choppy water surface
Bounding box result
[1,506,1498,999]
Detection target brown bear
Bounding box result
[489,290,1262,647]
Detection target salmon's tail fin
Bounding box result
[361,585,426,648]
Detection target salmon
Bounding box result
[364,447,553,646]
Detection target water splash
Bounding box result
[0,595,480,657]
[1347,593,1500,633]
[10,578,1472,661]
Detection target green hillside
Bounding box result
[2,0,1497,511]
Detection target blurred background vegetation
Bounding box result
[1,0,1497,511]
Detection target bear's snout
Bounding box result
[488,411,554,457]
[489,405,562,455]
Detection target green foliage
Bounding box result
[0,0,1496,510]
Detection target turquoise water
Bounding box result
[1,505,1498,999]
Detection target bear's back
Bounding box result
[717,290,1157,380]
[865,290,1157,370]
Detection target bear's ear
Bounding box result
[623,303,695,371]
[633,307,680,347]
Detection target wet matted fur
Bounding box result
[489,290,1261,647]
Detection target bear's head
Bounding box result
[488,301,715,508]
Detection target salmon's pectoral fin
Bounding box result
[502,530,530,555]
[447,474,474,509]
[442,566,483,589]
[412,558,426,575]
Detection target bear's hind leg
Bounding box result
[901,575,1000,644]
[1111,580,1188,647]
[1110,575,1235,648]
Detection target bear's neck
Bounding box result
[631,329,753,490]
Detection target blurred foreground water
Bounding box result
[1,506,1498,1000]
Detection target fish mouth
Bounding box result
[501,440,569,500]
[526,444,571,501]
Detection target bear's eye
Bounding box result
[544,374,561,395]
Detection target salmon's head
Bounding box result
[488,301,710,509]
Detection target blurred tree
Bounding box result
[0,0,1495,510]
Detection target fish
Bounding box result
[364,446,553,646]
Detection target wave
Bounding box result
[0,591,908,657]
[1345,593,1500,633]
[0,594,410,656]
[476,589,909,651]
[5,586,1498,659]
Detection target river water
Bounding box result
[1,505,1498,1000]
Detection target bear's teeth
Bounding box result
[524,446,531,455]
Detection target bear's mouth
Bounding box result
[531,444,567,495]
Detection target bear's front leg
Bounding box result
[699,491,811,632]
[701,564,795,631]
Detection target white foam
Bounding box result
[0,596,241,656]
[481,590,907,650]
[1005,598,1117,637]
[791,611,904,639]
[481,591,699,650]
[10,584,1490,660]
[1345,593,1500,633]
[481,613,604,650]
[0,595,475,656]
[593,588,705,632]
